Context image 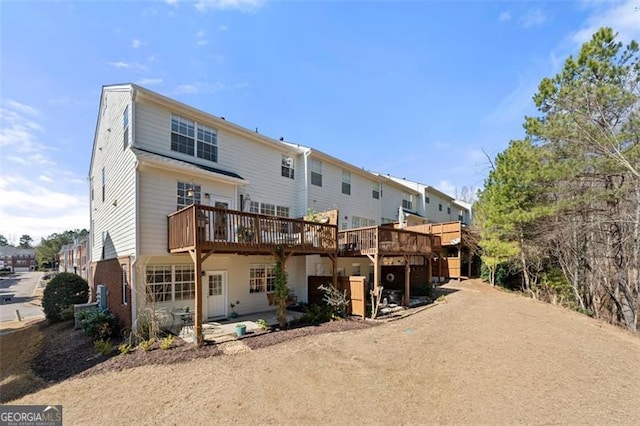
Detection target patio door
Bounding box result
[205,271,226,319]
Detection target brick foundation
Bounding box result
[90,257,132,331]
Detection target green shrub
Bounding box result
[94,339,114,355]
[42,273,89,323]
[159,335,174,350]
[139,338,155,352]
[299,303,333,324]
[118,343,133,355]
[79,310,118,340]
[413,282,433,297]
[256,319,269,330]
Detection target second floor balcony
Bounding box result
[338,226,432,257]
[168,204,338,255]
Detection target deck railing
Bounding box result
[168,204,338,254]
[338,226,432,256]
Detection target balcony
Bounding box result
[338,226,432,257]
[168,204,338,255]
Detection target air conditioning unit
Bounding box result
[96,284,107,310]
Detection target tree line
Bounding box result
[475,28,639,332]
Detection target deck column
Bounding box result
[189,248,204,347]
[404,255,410,307]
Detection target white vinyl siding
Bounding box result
[90,88,137,262]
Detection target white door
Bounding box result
[205,271,226,319]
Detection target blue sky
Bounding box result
[1,0,639,243]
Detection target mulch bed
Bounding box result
[30,318,378,383]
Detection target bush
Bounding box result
[118,343,133,355]
[42,273,89,323]
[413,282,433,297]
[159,335,174,350]
[94,339,114,355]
[298,303,333,324]
[139,338,155,352]
[79,310,118,340]
[318,284,350,318]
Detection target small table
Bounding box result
[174,311,194,335]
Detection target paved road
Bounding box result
[0,271,44,322]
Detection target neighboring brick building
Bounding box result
[58,236,89,280]
[0,246,36,272]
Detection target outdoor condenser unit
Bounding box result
[96,284,107,310]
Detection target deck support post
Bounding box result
[189,248,204,347]
[328,254,338,288]
[404,255,411,307]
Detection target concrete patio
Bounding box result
[178,309,304,344]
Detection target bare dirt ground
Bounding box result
[8,279,640,425]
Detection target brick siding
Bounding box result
[90,257,132,331]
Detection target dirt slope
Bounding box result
[11,280,640,425]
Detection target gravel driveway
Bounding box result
[12,279,640,424]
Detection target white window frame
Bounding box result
[171,115,195,156]
[197,123,218,162]
[177,181,201,210]
[174,264,195,301]
[341,170,351,195]
[281,155,294,179]
[146,265,172,303]
[249,264,276,293]
[372,183,380,199]
[310,158,322,187]
[402,193,413,211]
[121,264,128,305]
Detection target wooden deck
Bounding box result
[338,226,432,256]
[168,204,338,255]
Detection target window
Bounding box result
[177,182,201,210]
[174,265,195,300]
[145,265,195,303]
[260,203,276,216]
[372,183,380,199]
[171,115,195,156]
[438,203,443,212]
[123,105,129,149]
[425,196,430,204]
[402,193,413,210]
[447,207,451,214]
[352,216,376,228]
[281,156,294,179]
[276,206,290,218]
[352,263,361,276]
[310,158,322,187]
[458,214,464,222]
[342,171,351,195]
[146,265,172,302]
[249,201,260,213]
[197,123,217,162]
[101,167,106,202]
[249,264,275,293]
[121,264,128,305]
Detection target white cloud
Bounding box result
[485,74,538,125]
[0,105,89,242]
[499,11,511,22]
[174,81,247,95]
[571,0,640,46]
[196,30,208,46]
[136,78,163,86]
[107,61,149,72]
[166,0,178,5]
[436,180,457,197]
[6,100,40,117]
[195,0,264,12]
[131,38,147,48]
[219,25,229,31]
[520,9,547,28]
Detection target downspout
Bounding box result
[303,148,311,216]
[130,86,139,331]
